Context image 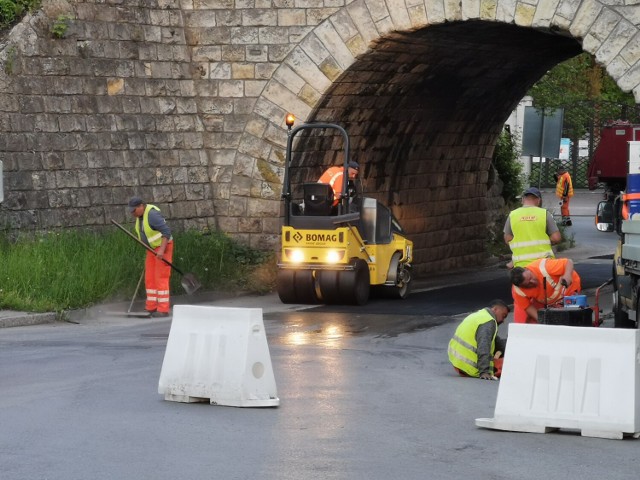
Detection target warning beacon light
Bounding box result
[285,113,295,129]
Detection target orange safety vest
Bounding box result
[318,166,344,206]
[513,258,581,306]
[556,172,574,198]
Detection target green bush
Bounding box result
[0,228,273,313]
[50,13,72,38]
[492,129,524,203]
[0,0,39,30]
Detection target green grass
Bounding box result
[0,229,273,313]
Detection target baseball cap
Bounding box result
[348,161,359,170]
[128,196,144,212]
[522,187,541,198]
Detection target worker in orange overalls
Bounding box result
[129,197,173,317]
[510,257,581,324]
[556,166,574,226]
[318,161,359,206]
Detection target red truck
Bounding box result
[589,122,640,231]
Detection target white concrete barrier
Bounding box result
[158,305,279,407]
[476,324,640,439]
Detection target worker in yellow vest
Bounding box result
[448,300,509,380]
[556,166,574,226]
[129,197,174,317]
[504,187,561,323]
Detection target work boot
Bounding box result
[151,311,170,318]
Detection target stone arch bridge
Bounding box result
[0,0,638,275]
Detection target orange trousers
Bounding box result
[513,302,542,324]
[560,197,571,217]
[145,241,173,313]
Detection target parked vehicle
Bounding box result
[589,122,640,232]
[590,122,640,328]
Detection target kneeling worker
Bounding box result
[448,300,509,381]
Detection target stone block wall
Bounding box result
[0,0,638,274]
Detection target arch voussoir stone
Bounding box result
[569,0,604,38]
[532,0,561,28]
[582,9,624,55]
[594,19,637,65]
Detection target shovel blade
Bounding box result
[181,272,202,295]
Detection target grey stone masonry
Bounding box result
[0,0,638,273]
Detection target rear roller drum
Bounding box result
[372,252,412,299]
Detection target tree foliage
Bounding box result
[0,0,39,30]
[528,53,640,138]
[493,128,523,203]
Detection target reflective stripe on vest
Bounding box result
[135,204,163,248]
[513,259,564,304]
[318,166,344,204]
[447,308,496,377]
[556,172,573,197]
[508,206,554,267]
[538,258,564,304]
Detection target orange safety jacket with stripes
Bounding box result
[318,166,345,206]
[512,258,581,311]
[556,172,573,198]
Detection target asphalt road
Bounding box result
[0,207,638,480]
[2,192,636,480]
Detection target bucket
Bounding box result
[563,295,588,308]
[626,174,640,218]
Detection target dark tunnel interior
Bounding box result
[290,21,583,274]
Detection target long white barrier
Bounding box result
[158,305,279,407]
[476,323,640,439]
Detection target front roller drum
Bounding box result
[277,269,318,304]
[318,270,342,304]
[339,259,370,305]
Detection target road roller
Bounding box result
[277,115,413,305]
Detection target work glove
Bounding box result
[479,373,498,381]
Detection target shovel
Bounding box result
[111,219,202,295]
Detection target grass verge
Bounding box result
[0,229,276,313]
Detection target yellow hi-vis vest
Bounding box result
[508,206,554,267]
[448,308,497,377]
[134,204,164,248]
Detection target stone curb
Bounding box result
[0,312,57,329]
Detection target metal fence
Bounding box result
[529,155,591,189]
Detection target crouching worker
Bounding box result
[510,257,581,324]
[448,300,509,381]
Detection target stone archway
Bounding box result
[236,0,639,274]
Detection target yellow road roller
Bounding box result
[277,116,413,305]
